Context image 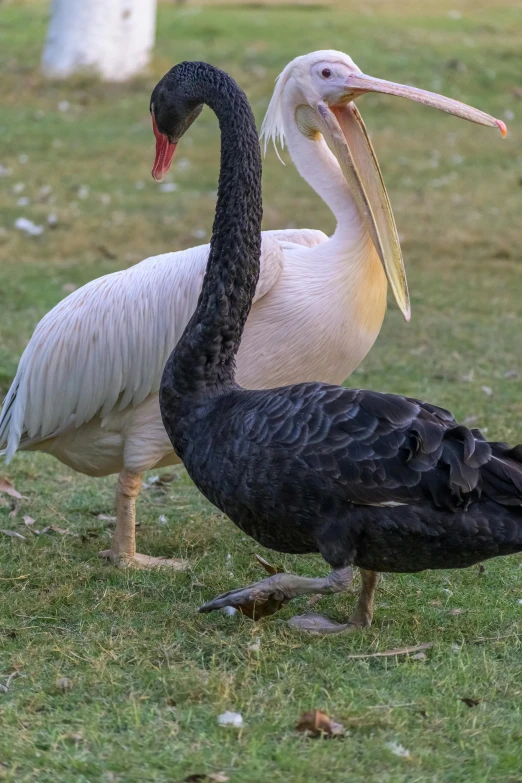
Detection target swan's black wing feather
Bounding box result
[238,384,496,511]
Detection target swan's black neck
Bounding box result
[162,63,262,397]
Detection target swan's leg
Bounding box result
[99,468,188,569]
[288,569,380,635]
[198,567,353,620]
[348,570,380,627]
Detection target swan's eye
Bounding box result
[321,68,332,79]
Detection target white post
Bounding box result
[41,0,157,82]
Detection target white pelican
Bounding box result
[0,51,504,568]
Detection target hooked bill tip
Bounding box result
[403,306,411,323]
[496,119,507,138]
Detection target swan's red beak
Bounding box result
[152,114,177,181]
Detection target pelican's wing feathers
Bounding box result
[0,230,324,460]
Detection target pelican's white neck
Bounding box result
[280,99,367,244]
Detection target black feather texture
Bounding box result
[157,63,522,583]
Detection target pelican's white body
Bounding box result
[0,224,384,476]
[41,0,157,82]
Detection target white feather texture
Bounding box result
[0,230,325,465]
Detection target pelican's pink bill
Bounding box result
[152,114,177,181]
[341,72,507,136]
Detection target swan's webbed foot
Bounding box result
[198,567,353,621]
[287,613,359,634]
[287,569,380,635]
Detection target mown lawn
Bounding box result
[1,1,522,781]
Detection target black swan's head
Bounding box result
[150,62,205,181]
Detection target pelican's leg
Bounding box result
[99,468,187,569]
[199,567,353,620]
[288,568,380,634]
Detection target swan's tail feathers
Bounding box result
[0,379,25,462]
[481,441,522,507]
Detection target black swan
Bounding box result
[153,61,522,633]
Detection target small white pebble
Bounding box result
[451,643,462,653]
[40,184,53,196]
[99,194,111,205]
[192,228,206,239]
[135,181,145,190]
[159,182,177,193]
[158,514,168,525]
[442,588,453,596]
[77,185,89,199]
[221,606,238,617]
[504,109,515,121]
[14,217,43,236]
[18,154,29,165]
[217,711,243,728]
[58,100,70,112]
[481,386,493,397]
[448,9,462,19]
[13,182,25,194]
[0,163,12,177]
[385,741,411,758]
[518,599,522,605]
[17,197,30,206]
[47,212,58,226]
[225,553,232,563]
[176,157,191,171]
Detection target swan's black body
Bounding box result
[156,63,522,619]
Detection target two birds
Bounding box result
[150,59,522,633]
[2,51,519,633]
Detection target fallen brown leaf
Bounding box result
[158,472,178,484]
[346,642,433,660]
[460,697,480,708]
[0,477,26,500]
[255,553,284,575]
[296,709,345,738]
[56,677,72,691]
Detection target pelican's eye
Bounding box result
[321,68,332,79]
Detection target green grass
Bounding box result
[1,1,522,781]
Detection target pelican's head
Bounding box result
[261,50,507,321]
